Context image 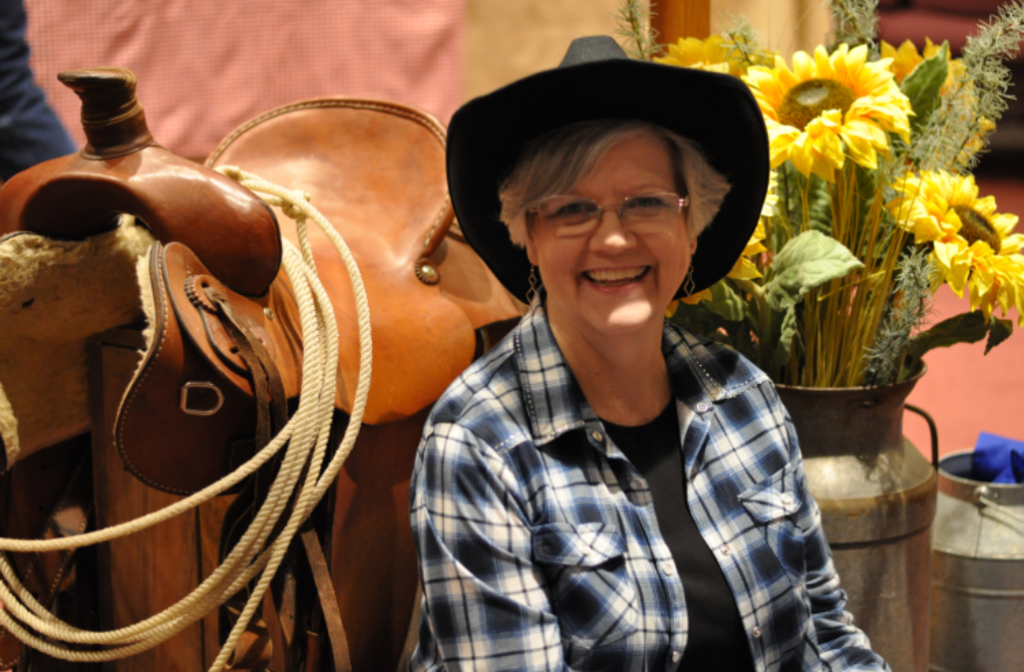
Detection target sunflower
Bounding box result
[655,35,737,75]
[743,44,913,182]
[655,34,775,78]
[888,170,1024,323]
[879,39,993,167]
[881,38,963,87]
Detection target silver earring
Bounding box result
[526,266,539,304]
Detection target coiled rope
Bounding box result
[0,166,372,671]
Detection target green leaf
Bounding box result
[985,316,1013,354]
[901,42,949,133]
[775,305,800,365]
[763,231,864,310]
[703,280,747,322]
[905,310,988,360]
[669,301,733,338]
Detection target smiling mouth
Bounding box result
[583,266,650,286]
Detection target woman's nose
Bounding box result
[589,208,636,251]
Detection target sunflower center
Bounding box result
[953,205,1001,253]
[777,78,858,130]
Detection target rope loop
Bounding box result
[0,167,372,672]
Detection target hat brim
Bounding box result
[447,57,770,303]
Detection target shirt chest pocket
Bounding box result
[737,461,807,583]
[532,521,639,649]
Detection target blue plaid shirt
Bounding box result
[409,303,889,672]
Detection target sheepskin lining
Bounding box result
[0,217,154,467]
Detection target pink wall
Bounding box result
[25,0,465,158]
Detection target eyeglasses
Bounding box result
[527,191,689,238]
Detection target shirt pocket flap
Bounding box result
[737,461,802,524]
[533,522,626,567]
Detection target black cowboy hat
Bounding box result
[447,35,770,303]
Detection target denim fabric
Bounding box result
[0,0,75,180]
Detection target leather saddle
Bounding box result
[0,66,521,671]
[0,67,518,494]
[115,96,520,495]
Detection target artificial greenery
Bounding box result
[616,0,1024,388]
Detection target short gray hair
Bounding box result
[498,119,731,248]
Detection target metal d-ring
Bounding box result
[180,382,225,416]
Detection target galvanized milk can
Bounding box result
[930,451,1024,672]
[778,374,937,672]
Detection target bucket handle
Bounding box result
[974,486,1024,526]
[905,403,939,469]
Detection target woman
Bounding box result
[409,36,890,672]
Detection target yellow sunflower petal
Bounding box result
[947,254,972,297]
[840,119,887,169]
[791,50,815,81]
[678,288,713,306]
[973,194,997,217]
[728,257,763,280]
[761,174,779,218]
[743,42,912,182]
[791,110,845,181]
[882,40,924,83]
[948,174,980,206]
[1000,232,1024,255]
[766,120,801,168]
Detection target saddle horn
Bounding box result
[57,67,154,160]
[0,67,281,297]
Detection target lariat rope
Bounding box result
[0,166,373,671]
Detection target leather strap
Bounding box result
[301,525,351,672]
[205,286,289,450]
[208,285,294,670]
[0,440,93,669]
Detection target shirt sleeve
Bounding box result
[409,421,569,672]
[782,409,894,672]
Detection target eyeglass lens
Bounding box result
[532,192,687,237]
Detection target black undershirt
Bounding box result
[602,402,755,671]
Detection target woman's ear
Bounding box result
[524,231,539,266]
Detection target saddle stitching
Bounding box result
[115,246,192,496]
[206,98,447,167]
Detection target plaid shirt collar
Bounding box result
[512,301,763,449]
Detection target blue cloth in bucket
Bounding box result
[972,432,1024,484]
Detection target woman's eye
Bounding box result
[551,200,596,219]
[627,196,670,211]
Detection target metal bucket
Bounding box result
[778,374,937,672]
[930,451,1024,672]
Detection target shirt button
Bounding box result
[695,401,710,413]
[663,561,676,576]
[630,477,644,490]
[591,430,603,442]
[671,649,682,663]
[720,544,731,556]
[581,546,591,556]
[781,493,796,506]
[752,626,762,638]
